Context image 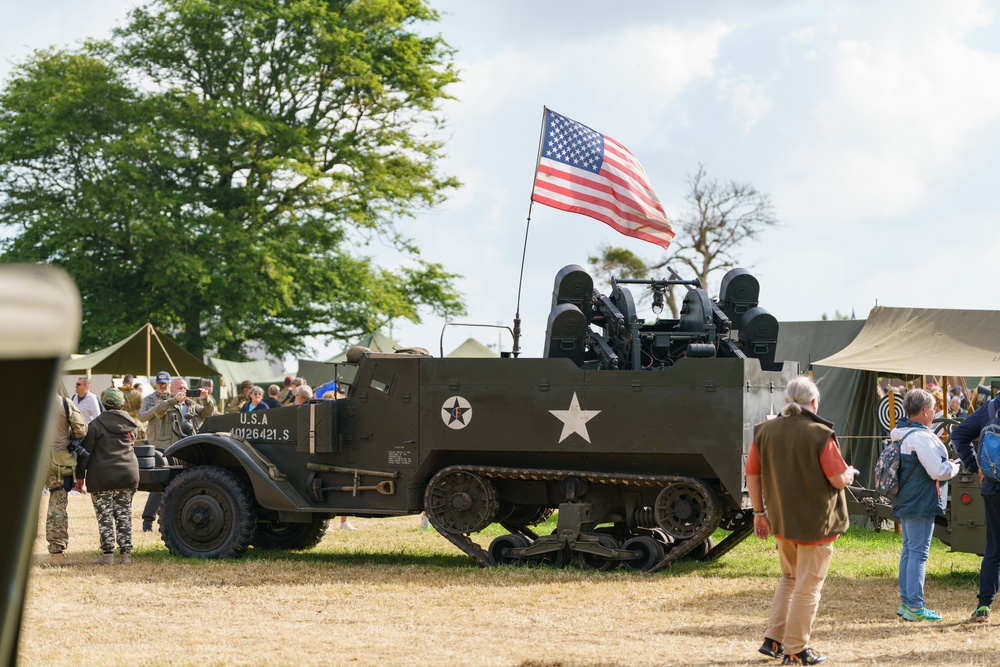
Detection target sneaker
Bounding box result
[972,606,990,623]
[781,648,828,665]
[896,603,907,618]
[339,521,357,531]
[758,637,784,659]
[905,606,942,621]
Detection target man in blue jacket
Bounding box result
[951,395,1000,623]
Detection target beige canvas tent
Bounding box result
[61,323,216,379]
[815,306,1000,376]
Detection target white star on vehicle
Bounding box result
[549,392,601,444]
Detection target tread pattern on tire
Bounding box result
[159,466,256,559]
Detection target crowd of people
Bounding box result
[45,370,355,565]
[47,369,1000,660]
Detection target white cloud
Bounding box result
[717,73,773,134]
[780,1,1000,223]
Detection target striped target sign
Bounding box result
[878,393,905,431]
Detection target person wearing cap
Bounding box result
[137,372,215,531]
[279,375,296,405]
[81,388,139,565]
[227,380,254,413]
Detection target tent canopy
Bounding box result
[208,358,285,391]
[814,306,1000,376]
[62,323,216,378]
[326,331,399,362]
[446,338,498,358]
[777,319,880,486]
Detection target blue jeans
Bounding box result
[979,492,1000,608]
[899,516,935,609]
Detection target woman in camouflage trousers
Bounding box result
[81,387,139,565]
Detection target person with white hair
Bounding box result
[745,376,858,666]
[293,384,313,405]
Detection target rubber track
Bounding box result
[423,465,722,573]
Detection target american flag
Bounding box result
[531,109,674,250]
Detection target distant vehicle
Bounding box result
[140,264,796,571]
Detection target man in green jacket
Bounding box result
[137,372,215,531]
[745,376,858,666]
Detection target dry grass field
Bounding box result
[17,492,1000,666]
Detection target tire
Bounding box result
[252,517,329,551]
[160,466,256,559]
[133,444,156,458]
[136,456,156,469]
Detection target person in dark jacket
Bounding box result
[952,394,1000,623]
[889,389,959,621]
[83,387,139,565]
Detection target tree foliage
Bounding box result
[589,163,777,318]
[0,0,465,359]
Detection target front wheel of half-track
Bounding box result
[252,517,330,551]
[160,466,256,559]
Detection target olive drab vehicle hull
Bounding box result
[139,265,799,571]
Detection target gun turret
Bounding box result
[542,265,781,371]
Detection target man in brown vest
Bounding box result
[745,376,857,665]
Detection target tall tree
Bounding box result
[589,163,777,317]
[0,0,464,359]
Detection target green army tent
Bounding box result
[297,331,403,387]
[326,331,400,362]
[776,319,881,485]
[207,358,285,398]
[446,337,498,358]
[61,323,216,379]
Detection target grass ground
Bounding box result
[18,492,1000,666]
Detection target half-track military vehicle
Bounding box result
[140,264,798,571]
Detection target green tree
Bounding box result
[589,163,777,318]
[0,0,464,359]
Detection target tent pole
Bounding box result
[146,322,151,381]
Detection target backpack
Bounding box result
[978,399,1000,481]
[874,429,919,497]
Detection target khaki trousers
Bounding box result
[764,538,834,655]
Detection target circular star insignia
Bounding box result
[442,396,473,430]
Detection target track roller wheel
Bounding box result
[580,533,620,571]
[489,533,530,566]
[622,535,665,572]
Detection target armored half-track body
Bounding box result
[142,265,798,571]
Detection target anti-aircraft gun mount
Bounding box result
[544,264,780,373]
[138,264,796,572]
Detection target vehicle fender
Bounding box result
[164,433,312,512]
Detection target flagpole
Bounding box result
[512,106,549,359]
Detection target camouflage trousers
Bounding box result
[46,486,69,554]
[90,489,135,555]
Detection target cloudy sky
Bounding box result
[3,0,999,363]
